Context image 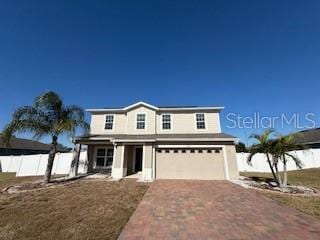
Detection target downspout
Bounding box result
[153,110,157,180]
[152,146,155,180]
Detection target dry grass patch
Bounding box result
[265,193,320,219]
[241,168,320,220]
[0,178,149,240]
[0,173,41,190]
[241,168,320,189]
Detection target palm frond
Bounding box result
[285,152,303,169]
[247,152,255,166]
[12,106,38,120]
[35,91,63,110]
[261,129,274,143]
[2,106,52,146]
[1,123,16,147]
[4,91,89,146]
[50,104,89,137]
[249,129,274,145]
[249,133,261,141]
[247,145,260,165]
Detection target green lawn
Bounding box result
[241,168,320,219]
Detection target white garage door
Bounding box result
[155,148,226,180]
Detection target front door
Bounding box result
[135,147,143,172]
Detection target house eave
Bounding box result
[111,139,157,143]
[86,106,225,114]
[75,136,237,144]
[158,106,224,112]
[155,137,237,142]
[86,101,225,113]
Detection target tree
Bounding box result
[2,91,89,183]
[247,129,279,186]
[271,134,303,189]
[235,142,248,153]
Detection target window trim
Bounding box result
[104,114,114,131]
[136,113,146,130]
[94,146,114,169]
[195,113,206,130]
[161,113,171,130]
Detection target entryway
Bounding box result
[123,145,144,179]
[134,147,143,172]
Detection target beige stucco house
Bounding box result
[75,102,239,181]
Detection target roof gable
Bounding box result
[123,101,158,111]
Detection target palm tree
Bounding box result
[271,134,303,189]
[2,91,89,183]
[247,129,279,185]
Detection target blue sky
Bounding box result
[1,0,320,147]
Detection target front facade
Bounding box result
[76,102,239,181]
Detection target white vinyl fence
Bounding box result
[0,151,88,176]
[0,155,23,173]
[237,149,320,172]
[0,149,319,177]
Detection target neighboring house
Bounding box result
[75,102,239,181]
[295,128,320,149]
[0,134,70,156]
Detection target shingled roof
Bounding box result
[0,135,70,152]
[87,101,224,113]
[295,128,320,145]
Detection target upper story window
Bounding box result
[104,115,114,130]
[162,114,171,130]
[136,113,146,129]
[196,113,206,129]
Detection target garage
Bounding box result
[155,148,226,180]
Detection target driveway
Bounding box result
[118,180,320,240]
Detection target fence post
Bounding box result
[241,152,246,172]
[311,150,315,168]
[16,155,23,177]
[8,155,13,173]
[36,154,42,176]
[54,153,60,175]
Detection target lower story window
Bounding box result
[95,147,114,168]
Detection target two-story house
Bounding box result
[75,102,239,181]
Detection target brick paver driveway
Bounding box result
[119,180,320,240]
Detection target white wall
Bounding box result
[0,152,88,177]
[1,149,319,176]
[237,149,320,172]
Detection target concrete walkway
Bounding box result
[118,180,320,240]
